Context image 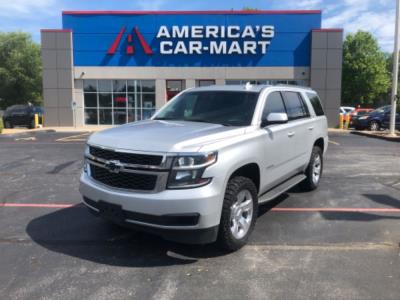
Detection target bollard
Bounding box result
[34,113,39,128]
[339,113,344,129]
[345,114,351,129]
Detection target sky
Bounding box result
[0,0,396,52]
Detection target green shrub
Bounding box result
[0,118,3,134]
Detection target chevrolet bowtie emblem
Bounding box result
[104,160,123,174]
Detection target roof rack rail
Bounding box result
[274,84,313,90]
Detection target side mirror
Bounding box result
[261,112,288,127]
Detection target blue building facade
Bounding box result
[41,10,342,127]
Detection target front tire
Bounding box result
[299,146,323,191]
[218,176,258,251]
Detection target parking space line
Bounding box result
[1,203,400,212]
[56,132,91,142]
[328,140,340,145]
[0,203,76,208]
[271,207,400,212]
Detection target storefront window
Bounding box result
[225,79,308,86]
[197,80,216,87]
[83,79,156,125]
[166,80,185,101]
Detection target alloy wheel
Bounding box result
[230,189,253,240]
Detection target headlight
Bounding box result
[84,144,90,156]
[83,145,90,173]
[358,116,369,120]
[167,151,217,189]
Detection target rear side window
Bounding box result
[307,93,325,116]
[262,92,286,119]
[282,92,309,120]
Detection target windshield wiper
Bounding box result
[154,117,179,121]
[186,118,231,126]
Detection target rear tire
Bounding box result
[29,119,36,129]
[217,176,258,251]
[299,146,323,191]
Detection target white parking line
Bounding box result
[56,132,91,142]
[329,140,340,146]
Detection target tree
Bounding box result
[342,31,390,106]
[0,32,42,110]
[386,51,400,93]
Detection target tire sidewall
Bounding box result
[218,176,258,251]
[300,146,323,191]
[309,147,323,189]
[369,121,379,131]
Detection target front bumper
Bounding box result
[79,172,223,244]
[351,118,369,129]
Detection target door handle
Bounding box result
[287,132,295,137]
[308,126,314,131]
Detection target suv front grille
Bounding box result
[89,146,163,166]
[90,165,157,191]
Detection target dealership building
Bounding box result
[41,10,343,127]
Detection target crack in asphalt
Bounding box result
[0,238,397,250]
[47,161,77,174]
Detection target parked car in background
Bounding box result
[2,105,43,129]
[351,105,397,131]
[349,108,374,128]
[340,106,355,115]
[382,105,400,130]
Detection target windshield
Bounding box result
[154,91,259,126]
[371,106,390,114]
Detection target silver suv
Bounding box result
[80,84,328,250]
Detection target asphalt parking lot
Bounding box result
[0,131,399,299]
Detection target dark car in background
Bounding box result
[2,105,43,129]
[352,105,400,131]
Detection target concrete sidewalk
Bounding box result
[2,126,349,135]
[2,125,113,135]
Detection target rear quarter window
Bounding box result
[306,93,325,116]
[282,91,309,120]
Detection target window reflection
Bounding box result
[83,79,156,125]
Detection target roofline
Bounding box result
[40,29,72,33]
[312,28,343,32]
[62,10,322,15]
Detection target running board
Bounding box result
[258,174,306,204]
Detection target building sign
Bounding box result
[63,11,321,67]
[108,25,274,56]
[156,25,274,55]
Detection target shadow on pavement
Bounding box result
[26,195,287,267]
[363,194,400,209]
[25,205,224,267]
[321,194,400,222]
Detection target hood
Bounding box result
[88,120,247,153]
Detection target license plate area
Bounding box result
[98,201,125,222]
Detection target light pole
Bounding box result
[389,0,400,136]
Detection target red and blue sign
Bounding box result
[62,10,322,67]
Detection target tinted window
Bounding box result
[155,91,259,126]
[262,92,286,120]
[282,92,308,120]
[306,93,325,116]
